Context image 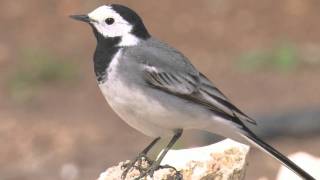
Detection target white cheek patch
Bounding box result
[87,5,140,46]
[118,34,139,46]
[88,5,117,22]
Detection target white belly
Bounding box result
[99,80,176,137]
[98,50,176,137]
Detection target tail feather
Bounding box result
[242,129,315,180]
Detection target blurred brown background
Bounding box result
[1,0,320,180]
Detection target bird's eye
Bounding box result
[105,18,115,25]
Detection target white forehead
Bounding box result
[88,5,126,23]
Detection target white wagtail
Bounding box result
[70,4,315,180]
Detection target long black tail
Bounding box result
[243,129,315,180]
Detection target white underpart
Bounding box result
[98,50,172,137]
[88,5,139,46]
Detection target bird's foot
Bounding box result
[134,163,182,180]
[158,164,183,180]
[121,153,153,180]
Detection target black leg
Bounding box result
[141,137,161,155]
[121,137,160,180]
[135,129,183,180]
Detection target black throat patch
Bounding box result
[92,27,121,83]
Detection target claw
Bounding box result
[134,162,158,180]
[134,163,183,180]
[159,164,183,180]
[121,154,153,180]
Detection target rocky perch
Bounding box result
[98,139,250,180]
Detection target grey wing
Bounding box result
[197,73,256,125]
[141,59,256,125]
[123,39,256,125]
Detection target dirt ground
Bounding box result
[1,1,320,180]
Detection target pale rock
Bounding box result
[98,139,250,180]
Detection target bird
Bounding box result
[70,4,315,180]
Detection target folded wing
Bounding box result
[143,65,256,125]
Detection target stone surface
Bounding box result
[97,139,250,180]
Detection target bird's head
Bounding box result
[70,4,150,46]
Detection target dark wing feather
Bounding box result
[199,73,256,124]
[143,66,256,125]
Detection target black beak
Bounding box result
[69,14,92,23]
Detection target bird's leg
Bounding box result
[134,129,183,180]
[157,164,183,180]
[121,137,160,179]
